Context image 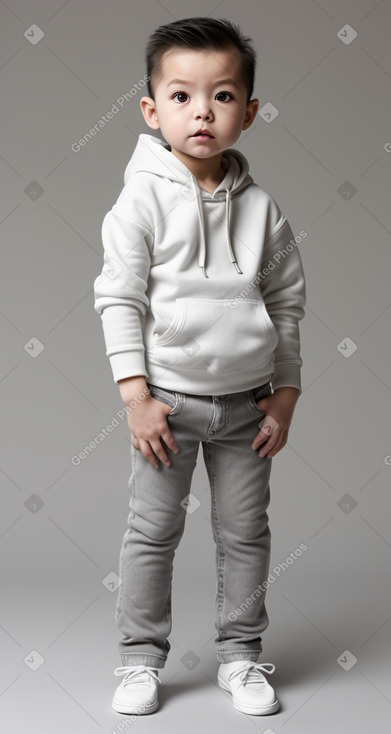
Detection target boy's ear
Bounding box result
[242,98,259,131]
[140,97,160,130]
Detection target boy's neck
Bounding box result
[169,147,226,192]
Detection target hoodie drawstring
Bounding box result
[225,188,243,275]
[191,176,242,278]
[193,178,207,278]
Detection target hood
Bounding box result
[124,133,254,277]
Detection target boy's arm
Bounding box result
[251,208,306,459]
[93,205,153,385]
[93,206,179,469]
[260,214,306,394]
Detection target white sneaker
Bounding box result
[217,661,280,715]
[112,665,161,715]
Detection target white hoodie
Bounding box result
[93,133,306,395]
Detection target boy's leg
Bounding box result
[115,385,202,668]
[201,382,274,663]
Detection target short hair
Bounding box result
[144,17,257,104]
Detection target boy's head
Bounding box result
[140,18,259,171]
[145,17,256,105]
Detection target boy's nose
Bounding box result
[192,98,213,119]
[193,108,212,120]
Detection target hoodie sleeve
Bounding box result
[93,203,154,384]
[260,199,306,393]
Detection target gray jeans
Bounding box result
[115,380,274,668]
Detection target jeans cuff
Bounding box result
[119,652,166,668]
[216,651,261,663]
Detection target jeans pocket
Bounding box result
[247,382,272,414]
[147,383,182,416]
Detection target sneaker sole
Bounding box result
[217,676,280,715]
[112,698,159,715]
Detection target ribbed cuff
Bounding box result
[108,352,148,384]
[272,363,302,393]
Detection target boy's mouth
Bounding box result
[192,129,214,138]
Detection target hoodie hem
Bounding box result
[142,360,275,396]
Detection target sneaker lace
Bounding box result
[114,665,161,686]
[228,662,276,687]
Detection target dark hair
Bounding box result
[144,17,257,104]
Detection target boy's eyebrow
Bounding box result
[167,78,240,88]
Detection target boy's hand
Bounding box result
[251,386,300,459]
[127,394,179,469]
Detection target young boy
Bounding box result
[93,17,306,717]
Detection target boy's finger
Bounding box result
[260,433,284,458]
[259,415,279,435]
[161,427,179,454]
[251,415,279,449]
[149,438,172,467]
[253,434,273,453]
[138,438,161,468]
[131,436,140,450]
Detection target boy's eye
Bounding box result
[172,91,234,103]
[172,92,188,103]
[215,92,233,102]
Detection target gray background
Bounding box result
[1,0,390,731]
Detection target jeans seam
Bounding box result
[165,587,172,627]
[204,442,226,642]
[116,445,137,623]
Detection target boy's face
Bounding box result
[140,46,259,171]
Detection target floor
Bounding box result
[2,523,390,734]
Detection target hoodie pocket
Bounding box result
[151,298,278,374]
